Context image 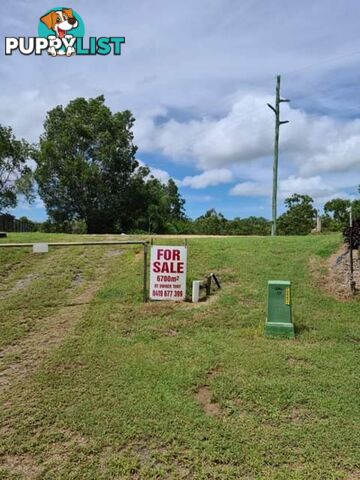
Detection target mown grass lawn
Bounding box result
[0,233,359,479]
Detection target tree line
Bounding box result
[0,95,359,235]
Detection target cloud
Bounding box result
[135,95,360,179]
[279,175,333,199]
[230,175,333,199]
[230,181,269,197]
[134,95,274,169]
[186,194,214,202]
[180,169,234,189]
[136,159,170,184]
[148,167,170,184]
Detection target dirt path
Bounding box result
[311,244,360,299]
[0,260,110,394]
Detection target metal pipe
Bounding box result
[0,241,148,248]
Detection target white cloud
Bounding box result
[180,169,234,189]
[134,94,360,207]
[186,194,214,202]
[136,159,170,184]
[230,181,269,197]
[134,95,274,169]
[279,175,333,199]
[230,175,334,200]
[136,95,360,178]
[149,167,170,184]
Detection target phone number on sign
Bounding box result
[152,290,184,298]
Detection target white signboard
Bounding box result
[150,246,187,301]
[33,243,49,253]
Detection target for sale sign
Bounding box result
[150,246,187,301]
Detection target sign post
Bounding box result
[150,246,187,301]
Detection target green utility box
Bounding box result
[265,280,294,338]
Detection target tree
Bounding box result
[0,124,33,212]
[35,96,148,233]
[323,198,351,229]
[277,193,316,235]
[35,96,186,234]
[352,199,360,222]
[194,209,228,235]
[18,216,39,232]
[226,216,271,235]
[124,171,186,233]
[166,179,185,220]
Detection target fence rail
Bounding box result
[0,214,33,232]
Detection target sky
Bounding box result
[1,0,360,222]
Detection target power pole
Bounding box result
[267,75,290,236]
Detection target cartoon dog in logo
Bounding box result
[40,8,78,56]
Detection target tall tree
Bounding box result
[277,193,316,235]
[35,96,143,233]
[324,198,351,228]
[166,179,185,220]
[0,124,33,212]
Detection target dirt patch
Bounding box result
[195,386,221,416]
[105,249,125,258]
[0,273,40,299]
[195,368,223,417]
[0,427,93,478]
[185,293,220,308]
[72,271,84,285]
[285,407,312,425]
[287,356,310,367]
[346,472,360,480]
[310,245,360,299]
[0,453,42,479]
[134,250,143,261]
[164,328,178,337]
[150,327,179,338]
[142,302,176,315]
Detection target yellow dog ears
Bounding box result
[40,11,57,30]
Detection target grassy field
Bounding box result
[0,233,359,479]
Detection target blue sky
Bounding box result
[1,0,360,222]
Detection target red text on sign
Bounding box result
[156,249,181,261]
[153,261,184,273]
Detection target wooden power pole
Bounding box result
[267,75,290,236]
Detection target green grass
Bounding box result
[0,233,359,479]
